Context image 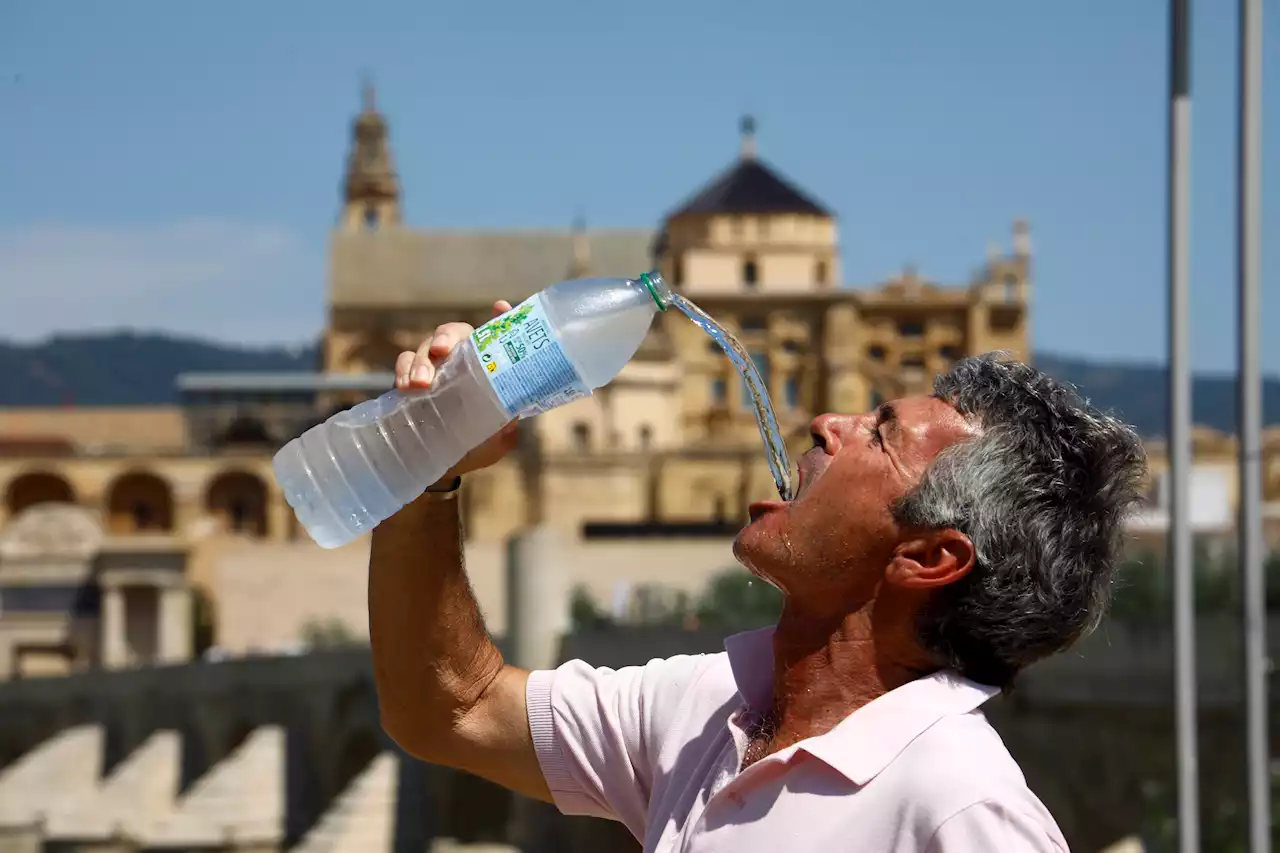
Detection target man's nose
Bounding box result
[810,413,859,454]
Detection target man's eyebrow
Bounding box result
[877,402,898,427]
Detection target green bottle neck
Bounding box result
[640,271,670,311]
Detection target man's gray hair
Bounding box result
[893,353,1148,688]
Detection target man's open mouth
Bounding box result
[747,464,802,522]
[745,447,829,523]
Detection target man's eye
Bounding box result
[870,426,883,447]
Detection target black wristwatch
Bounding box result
[424,476,462,496]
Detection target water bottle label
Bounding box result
[471,292,589,418]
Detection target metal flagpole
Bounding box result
[1168,0,1199,851]
[1237,0,1267,849]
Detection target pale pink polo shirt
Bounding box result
[526,627,1068,852]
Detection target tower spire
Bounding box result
[739,115,757,160]
[1012,218,1031,257]
[341,79,401,231]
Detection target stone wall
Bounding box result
[0,618,1277,852]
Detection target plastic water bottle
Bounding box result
[273,270,671,548]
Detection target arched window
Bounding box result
[5,472,75,516]
[106,471,175,534]
[205,471,269,538]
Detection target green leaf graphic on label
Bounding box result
[473,303,534,353]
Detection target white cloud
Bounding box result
[0,220,326,345]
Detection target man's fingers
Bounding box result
[402,309,507,393]
[407,322,475,388]
[394,351,416,390]
[427,322,475,361]
[408,339,436,388]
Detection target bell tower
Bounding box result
[340,80,401,231]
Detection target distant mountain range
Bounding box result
[0,332,1276,438]
[0,332,317,408]
[1032,353,1280,438]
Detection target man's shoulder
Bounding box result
[881,710,1050,822]
[873,710,1067,848]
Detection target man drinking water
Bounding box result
[368,302,1146,852]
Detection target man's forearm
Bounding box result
[367,486,505,761]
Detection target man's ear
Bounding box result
[886,529,975,590]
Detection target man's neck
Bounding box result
[745,597,933,763]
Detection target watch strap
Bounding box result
[424,476,462,497]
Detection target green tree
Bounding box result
[1192,538,1238,613]
[1266,550,1280,610]
[1109,552,1167,627]
[300,617,363,649]
[695,568,783,634]
[1106,541,1280,626]
[569,584,615,632]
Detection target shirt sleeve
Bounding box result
[927,800,1068,853]
[525,654,708,834]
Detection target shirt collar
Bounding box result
[723,626,776,711]
[722,626,1000,786]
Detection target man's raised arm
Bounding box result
[367,303,551,803]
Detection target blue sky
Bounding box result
[0,1,1275,372]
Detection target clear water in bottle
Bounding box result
[273,271,673,548]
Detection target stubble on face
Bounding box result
[733,396,977,606]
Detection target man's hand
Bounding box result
[393,300,519,485]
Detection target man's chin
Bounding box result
[732,511,778,567]
[731,529,786,593]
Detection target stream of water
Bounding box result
[670,294,794,501]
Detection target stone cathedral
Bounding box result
[322,89,1031,541]
[0,86,1031,678]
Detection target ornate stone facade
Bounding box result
[318,103,1033,541]
[33,90,1275,665]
